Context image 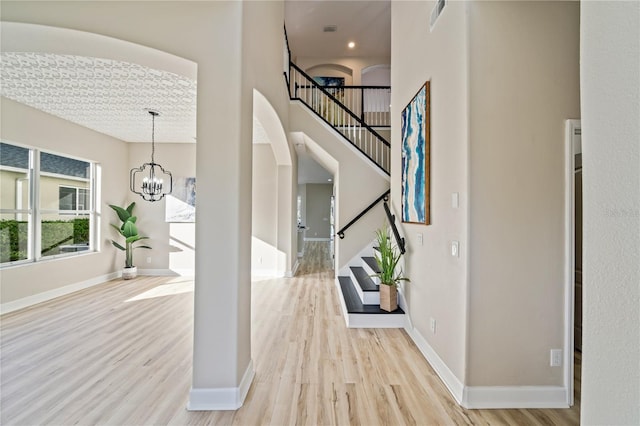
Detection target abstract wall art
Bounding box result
[401,81,430,225]
[165,177,196,222]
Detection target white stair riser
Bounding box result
[362,258,381,284]
[346,313,405,328]
[348,269,380,304]
[348,269,366,303]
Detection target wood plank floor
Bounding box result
[0,242,580,425]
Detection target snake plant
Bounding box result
[373,225,409,287]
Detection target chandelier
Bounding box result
[130,110,173,202]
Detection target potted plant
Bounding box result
[373,225,409,312]
[109,202,151,279]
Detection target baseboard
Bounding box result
[304,237,331,241]
[404,322,465,404]
[187,360,255,411]
[0,271,119,315]
[286,260,300,278]
[136,268,178,276]
[404,323,570,409]
[462,386,569,409]
[169,268,195,277]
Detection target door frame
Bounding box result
[564,119,581,406]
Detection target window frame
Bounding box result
[0,142,99,266]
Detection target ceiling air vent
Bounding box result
[323,25,337,33]
[430,0,447,32]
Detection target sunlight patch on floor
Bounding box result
[125,278,194,302]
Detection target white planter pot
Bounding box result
[122,266,137,280]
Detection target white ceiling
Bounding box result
[285,0,391,59]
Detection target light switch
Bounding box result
[417,233,423,246]
[452,192,459,208]
[451,241,459,257]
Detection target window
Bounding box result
[59,186,90,212]
[0,142,98,265]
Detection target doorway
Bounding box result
[565,119,582,406]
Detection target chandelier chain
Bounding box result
[151,111,156,164]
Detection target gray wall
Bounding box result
[304,183,333,239]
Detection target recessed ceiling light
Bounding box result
[328,178,333,182]
[348,41,356,49]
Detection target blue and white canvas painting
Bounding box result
[165,177,196,222]
[313,76,344,87]
[401,82,430,224]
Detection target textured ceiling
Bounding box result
[1,52,197,143]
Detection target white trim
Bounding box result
[564,119,581,406]
[404,322,465,404]
[286,260,300,278]
[303,237,331,241]
[462,386,569,409]
[136,268,178,276]
[0,272,118,315]
[347,312,405,328]
[187,360,255,411]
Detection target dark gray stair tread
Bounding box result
[350,266,378,292]
[362,257,380,274]
[338,276,404,315]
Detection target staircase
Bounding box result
[287,62,391,175]
[285,57,406,328]
[335,247,406,328]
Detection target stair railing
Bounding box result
[337,190,390,239]
[288,62,391,175]
[319,86,391,127]
[383,201,406,255]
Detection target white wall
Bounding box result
[580,1,640,424]
[392,0,581,399]
[466,1,580,387]
[296,57,391,86]
[0,97,128,305]
[252,143,284,276]
[391,0,470,384]
[127,142,196,274]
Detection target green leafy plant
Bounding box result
[109,202,151,268]
[373,225,409,287]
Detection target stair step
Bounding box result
[362,256,380,274]
[338,276,404,315]
[350,266,378,292]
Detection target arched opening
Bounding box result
[252,89,295,278]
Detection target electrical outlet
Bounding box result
[146,256,152,264]
[550,349,562,367]
[430,318,436,334]
[417,233,423,246]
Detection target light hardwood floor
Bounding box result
[1,242,580,425]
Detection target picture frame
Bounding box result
[401,81,430,225]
